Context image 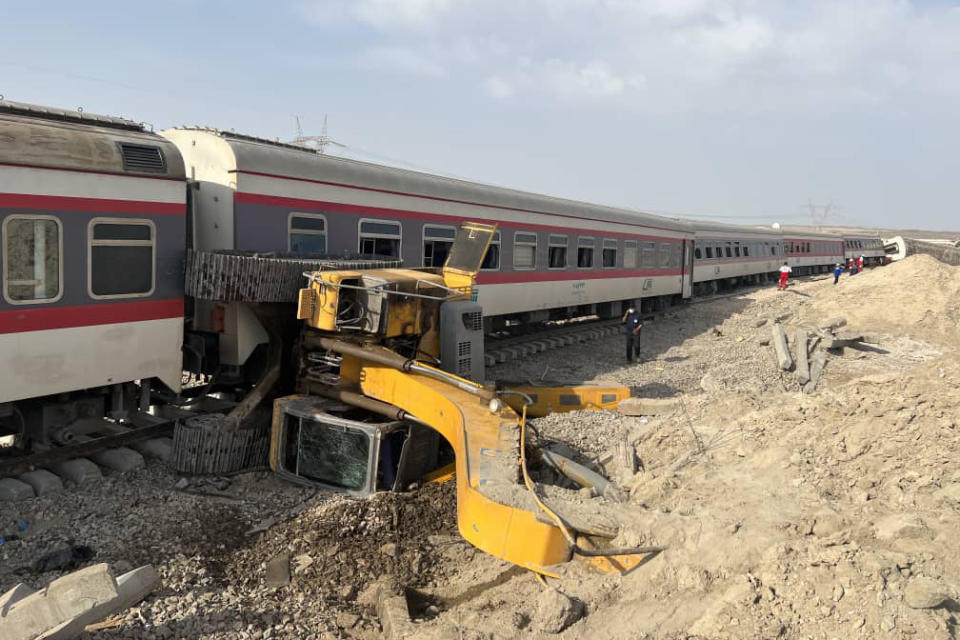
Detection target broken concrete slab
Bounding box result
[618,396,680,416]
[0,584,35,616]
[377,585,415,639]
[18,470,64,497]
[0,563,118,640]
[0,477,35,501]
[50,458,102,485]
[90,447,144,473]
[130,438,172,462]
[771,324,793,371]
[265,554,291,587]
[795,329,810,385]
[37,565,160,640]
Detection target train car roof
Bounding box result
[163,127,692,234]
[0,100,185,178]
[686,219,782,238]
[762,225,844,240]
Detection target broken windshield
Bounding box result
[292,419,370,491]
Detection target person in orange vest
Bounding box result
[857,254,865,271]
[778,262,792,291]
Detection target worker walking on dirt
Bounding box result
[621,305,643,363]
[778,262,792,291]
[833,263,843,284]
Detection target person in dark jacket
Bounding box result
[833,263,843,284]
[621,305,643,362]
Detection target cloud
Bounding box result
[298,0,960,112]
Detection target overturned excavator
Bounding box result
[268,222,659,577]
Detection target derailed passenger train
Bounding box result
[0,101,883,444]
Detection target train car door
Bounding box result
[681,239,694,298]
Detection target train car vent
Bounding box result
[119,143,166,173]
[457,341,471,357]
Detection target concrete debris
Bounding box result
[533,588,584,634]
[49,458,102,485]
[794,328,810,385]
[771,324,793,371]
[377,584,415,640]
[0,583,34,615]
[617,396,680,416]
[0,563,118,640]
[90,447,145,472]
[804,351,827,394]
[37,565,160,640]
[0,477,35,501]
[18,470,63,497]
[818,316,847,331]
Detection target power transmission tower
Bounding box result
[805,201,833,231]
[290,115,331,154]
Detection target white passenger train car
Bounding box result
[690,222,783,294]
[162,129,695,345]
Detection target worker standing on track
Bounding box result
[833,263,843,285]
[858,254,865,271]
[849,257,859,276]
[778,262,792,291]
[621,305,643,363]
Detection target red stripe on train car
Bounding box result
[0,193,184,215]
[476,269,682,284]
[234,192,684,242]
[0,298,183,334]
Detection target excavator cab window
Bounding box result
[442,223,497,277]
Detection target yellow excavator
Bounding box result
[268,222,659,577]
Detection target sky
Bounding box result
[3,0,959,231]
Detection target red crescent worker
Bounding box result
[778,261,792,291]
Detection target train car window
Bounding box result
[743,244,750,257]
[639,241,655,267]
[658,243,671,268]
[548,235,568,269]
[514,232,538,269]
[88,218,155,298]
[705,246,713,259]
[359,219,401,258]
[3,215,63,304]
[602,239,618,268]
[694,247,702,260]
[481,231,501,270]
[624,240,637,268]
[288,213,327,254]
[734,243,741,257]
[577,237,595,268]
[422,225,457,267]
[724,244,732,258]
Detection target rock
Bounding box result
[873,513,933,541]
[265,555,291,587]
[379,542,397,557]
[336,612,360,629]
[880,616,896,632]
[812,511,843,537]
[18,470,63,496]
[0,478,35,501]
[700,373,722,393]
[903,577,952,609]
[794,328,810,384]
[50,459,101,485]
[532,588,584,634]
[291,554,314,575]
[131,438,172,462]
[934,483,960,507]
[754,318,768,328]
[377,585,415,640]
[174,477,190,490]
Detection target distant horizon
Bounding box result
[3,1,958,233]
